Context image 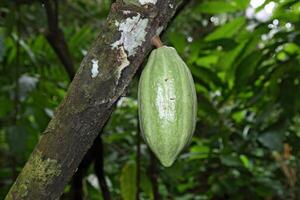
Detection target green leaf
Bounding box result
[120,161,137,200]
[189,145,210,159]
[140,173,153,199]
[167,32,187,54]
[191,66,224,88]
[220,155,241,167]
[195,1,241,14]
[239,154,251,169]
[197,93,220,120]
[5,126,27,158]
[205,17,246,41]
[234,0,251,9]
[196,55,219,67]
[0,97,13,118]
[234,51,262,90]
[258,131,283,151]
[218,40,247,71]
[283,43,300,55]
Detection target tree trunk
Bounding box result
[5,0,180,199]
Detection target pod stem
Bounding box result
[151,35,163,48]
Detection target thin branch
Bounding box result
[149,152,160,200]
[42,0,76,80]
[11,2,21,181]
[93,136,111,200]
[136,121,141,200]
[14,3,20,127]
[174,0,193,16]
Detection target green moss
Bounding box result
[5,150,61,199]
[19,185,28,198]
[123,0,140,6]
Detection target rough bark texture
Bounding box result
[5,0,179,199]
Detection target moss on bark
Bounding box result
[6,150,61,200]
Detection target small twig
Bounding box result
[93,136,111,200]
[11,2,21,180]
[14,3,20,126]
[148,151,160,200]
[172,0,193,21]
[67,142,94,200]
[70,162,88,200]
[43,0,76,80]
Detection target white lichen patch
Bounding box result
[123,10,132,15]
[117,46,130,75]
[169,4,174,8]
[111,14,149,56]
[139,0,157,5]
[156,26,164,36]
[91,59,99,78]
[115,20,120,27]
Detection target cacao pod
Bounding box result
[138,46,197,167]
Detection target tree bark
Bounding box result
[5,0,180,199]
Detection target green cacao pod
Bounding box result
[138,46,197,167]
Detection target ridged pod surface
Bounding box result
[138,46,197,167]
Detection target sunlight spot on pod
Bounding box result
[111,14,149,56]
[155,82,176,121]
[139,0,157,5]
[91,59,99,78]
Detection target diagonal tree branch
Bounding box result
[42,1,110,198]
[5,0,182,199]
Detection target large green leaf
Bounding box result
[5,126,27,159]
[191,66,224,89]
[140,172,154,199]
[120,161,137,200]
[234,51,263,90]
[195,1,242,14]
[234,0,251,9]
[205,17,246,41]
[258,131,283,151]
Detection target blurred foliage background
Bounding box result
[1,0,300,199]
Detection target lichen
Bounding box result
[123,0,140,6]
[91,59,99,78]
[139,0,157,5]
[156,26,164,36]
[116,46,130,79]
[122,10,132,15]
[111,14,149,56]
[6,150,61,199]
[20,185,28,198]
